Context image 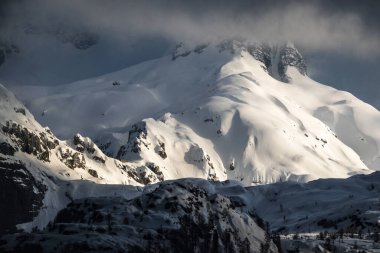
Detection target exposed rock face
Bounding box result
[13,107,26,116]
[116,122,149,160]
[278,44,307,82]
[172,40,307,84]
[247,43,272,72]
[116,163,161,185]
[87,168,98,178]
[0,160,46,236]
[2,121,58,162]
[155,141,167,159]
[57,148,86,170]
[221,40,307,82]
[145,162,164,181]
[73,134,95,154]
[117,162,164,185]
[0,180,278,253]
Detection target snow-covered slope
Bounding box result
[0,83,163,186]
[247,171,380,233]
[18,41,375,185]
[274,69,380,170]
[0,84,166,234]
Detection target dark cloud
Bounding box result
[1,0,380,57]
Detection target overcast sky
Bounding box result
[1,0,379,108]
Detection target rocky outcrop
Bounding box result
[73,134,95,154]
[87,168,98,178]
[215,40,307,82]
[116,122,149,160]
[145,162,164,181]
[57,148,86,170]
[2,121,59,162]
[278,44,307,82]
[13,107,26,116]
[155,140,167,159]
[247,43,272,72]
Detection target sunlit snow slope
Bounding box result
[0,83,162,186]
[15,41,377,185]
[0,83,170,233]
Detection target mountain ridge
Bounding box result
[2,41,377,186]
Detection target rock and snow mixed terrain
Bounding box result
[249,172,380,233]
[15,40,379,185]
[1,38,380,252]
[1,174,380,252]
[0,179,278,253]
[0,84,164,235]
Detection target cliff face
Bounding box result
[277,43,307,82]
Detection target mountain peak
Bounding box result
[171,40,307,83]
[277,43,307,82]
[248,41,307,83]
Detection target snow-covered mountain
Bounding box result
[16,40,380,185]
[0,82,280,251]
[1,38,380,244]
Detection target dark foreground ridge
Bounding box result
[0,180,278,253]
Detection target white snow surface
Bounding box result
[12,41,377,185]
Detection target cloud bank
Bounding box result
[2,0,380,58]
